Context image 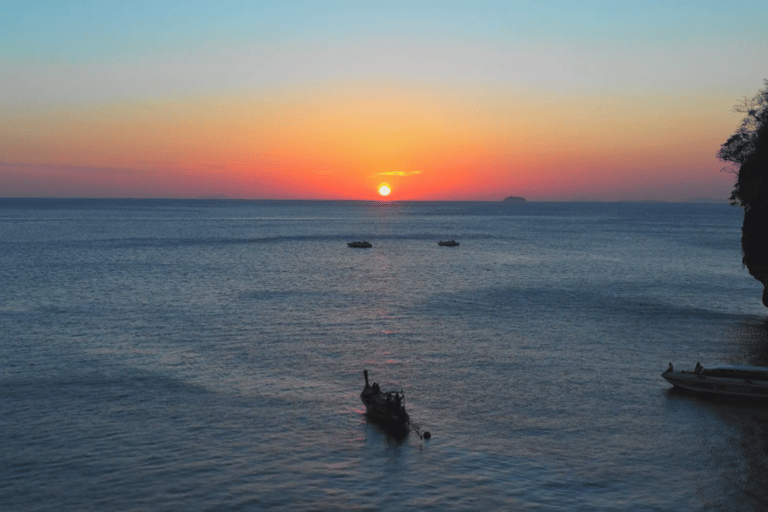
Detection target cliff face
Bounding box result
[718,82,768,307]
[738,127,768,306]
[742,205,768,306]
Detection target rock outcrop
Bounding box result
[742,204,768,306]
[502,196,526,203]
[738,132,768,306]
[719,80,768,307]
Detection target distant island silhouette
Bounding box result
[503,196,526,203]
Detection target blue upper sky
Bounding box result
[3,0,767,102]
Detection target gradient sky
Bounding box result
[2,1,767,201]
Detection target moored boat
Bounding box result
[360,370,410,437]
[662,362,768,397]
[438,240,459,246]
[347,240,372,248]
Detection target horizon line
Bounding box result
[0,196,728,204]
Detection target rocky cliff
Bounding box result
[738,130,768,306]
[742,205,768,306]
[719,81,768,307]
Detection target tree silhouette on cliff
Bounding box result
[719,80,768,306]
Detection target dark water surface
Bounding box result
[2,199,767,511]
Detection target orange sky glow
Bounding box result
[1,81,741,201]
[2,2,764,201]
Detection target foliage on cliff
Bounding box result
[718,80,768,210]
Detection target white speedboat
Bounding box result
[662,362,768,397]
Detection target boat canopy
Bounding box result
[701,365,768,380]
[704,364,768,372]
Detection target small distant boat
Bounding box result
[438,240,459,247]
[360,370,410,437]
[347,241,372,248]
[662,362,768,397]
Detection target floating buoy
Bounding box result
[423,431,431,439]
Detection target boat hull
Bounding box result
[662,370,768,397]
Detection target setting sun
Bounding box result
[378,184,391,196]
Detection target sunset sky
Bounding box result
[2,1,767,201]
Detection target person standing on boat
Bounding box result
[694,362,703,374]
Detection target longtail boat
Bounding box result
[360,370,410,437]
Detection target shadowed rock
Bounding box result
[719,80,768,307]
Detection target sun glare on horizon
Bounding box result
[378,184,391,196]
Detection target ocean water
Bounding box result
[2,198,767,511]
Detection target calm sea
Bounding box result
[2,198,767,511]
